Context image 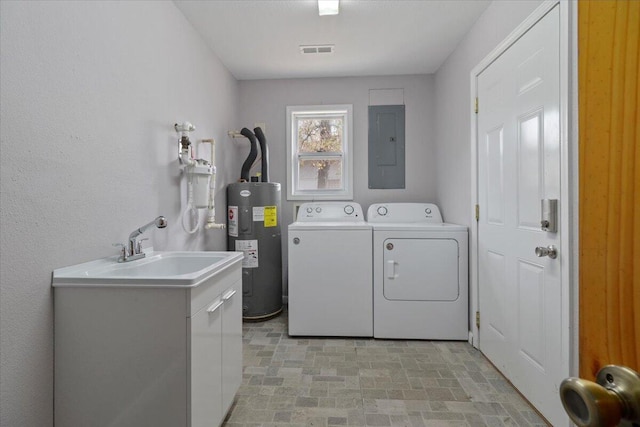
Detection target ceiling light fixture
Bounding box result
[318,0,339,16]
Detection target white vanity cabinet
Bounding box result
[190,282,242,426]
[53,256,242,427]
[221,286,243,413]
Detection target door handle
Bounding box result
[206,299,223,314]
[560,365,640,426]
[385,260,398,279]
[535,245,557,259]
[222,289,237,301]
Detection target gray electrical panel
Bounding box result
[368,105,405,189]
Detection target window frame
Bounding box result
[286,104,353,200]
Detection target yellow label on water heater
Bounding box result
[264,206,277,227]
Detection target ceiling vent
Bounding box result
[299,45,335,55]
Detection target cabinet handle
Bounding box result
[386,260,398,279]
[222,289,237,301]
[206,300,223,313]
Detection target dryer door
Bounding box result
[383,238,459,301]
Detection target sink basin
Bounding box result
[52,251,244,287]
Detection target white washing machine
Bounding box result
[367,203,468,340]
[288,202,372,337]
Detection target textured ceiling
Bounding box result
[174,0,492,80]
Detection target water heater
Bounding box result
[227,182,283,320]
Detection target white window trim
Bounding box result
[286,104,353,200]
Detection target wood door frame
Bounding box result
[468,0,578,388]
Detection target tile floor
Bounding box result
[224,310,548,427]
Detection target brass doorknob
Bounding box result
[560,365,640,426]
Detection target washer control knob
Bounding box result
[306,207,313,213]
[386,242,394,250]
[377,206,388,216]
[293,237,300,245]
[425,208,432,215]
[344,205,354,215]
[315,207,322,213]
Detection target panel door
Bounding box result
[190,298,223,427]
[477,5,566,425]
[368,105,406,189]
[288,229,372,336]
[383,238,459,301]
[578,0,640,379]
[221,282,242,414]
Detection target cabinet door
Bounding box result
[190,297,223,427]
[221,281,242,413]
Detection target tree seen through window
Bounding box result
[297,118,343,189]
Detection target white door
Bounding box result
[190,298,223,427]
[221,282,242,414]
[477,5,565,425]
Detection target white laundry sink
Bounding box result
[52,251,243,287]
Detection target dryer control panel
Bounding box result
[367,203,443,223]
[296,202,364,222]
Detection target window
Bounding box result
[286,104,353,200]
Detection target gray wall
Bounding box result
[434,0,544,226]
[236,75,436,293]
[0,2,238,425]
[0,0,551,424]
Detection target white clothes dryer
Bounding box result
[367,203,468,340]
[288,202,372,337]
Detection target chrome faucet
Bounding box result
[115,216,168,262]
